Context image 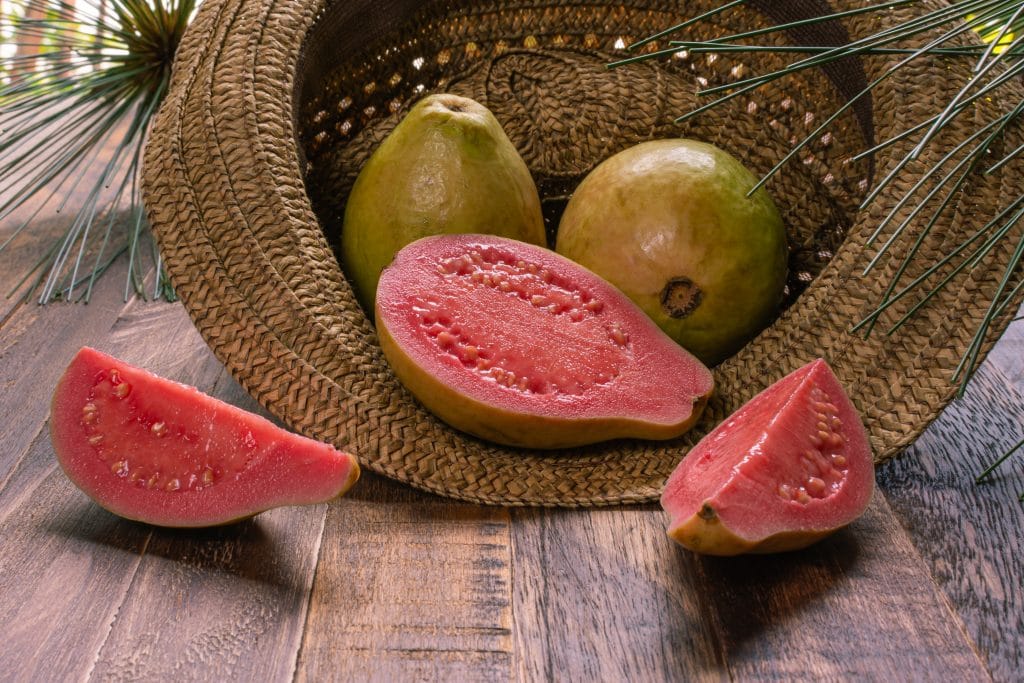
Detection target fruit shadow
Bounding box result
[45,497,305,590]
[683,526,862,658]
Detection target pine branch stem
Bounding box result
[976,437,1024,483]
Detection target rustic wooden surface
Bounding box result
[1,205,1022,682]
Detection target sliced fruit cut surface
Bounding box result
[660,359,874,555]
[375,234,714,449]
[50,347,360,527]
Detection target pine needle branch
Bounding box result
[0,0,195,303]
[619,0,1024,497]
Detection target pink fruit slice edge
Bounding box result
[375,234,715,449]
[50,347,360,527]
[660,358,874,555]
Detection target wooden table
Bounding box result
[1,207,1022,681]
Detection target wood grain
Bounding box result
[296,474,513,682]
[511,497,988,682]
[878,357,1024,683]
[88,509,325,681]
[692,496,988,681]
[510,505,724,682]
[0,428,150,681]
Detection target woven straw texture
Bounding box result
[143,0,1024,506]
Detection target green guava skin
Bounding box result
[341,94,546,313]
[555,139,788,367]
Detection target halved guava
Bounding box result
[50,347,360,527]
[660,359,874,555]
[375,234,715,449]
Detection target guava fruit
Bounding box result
[555,139,788,367]
[50,347,360,527]
[660,359,874,555]
[341,93,547,312]
[375,234,714,449]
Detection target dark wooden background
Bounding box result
[1,203,1021,681]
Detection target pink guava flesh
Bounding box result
[661,359,874,553]
[50,347,360,527]
[375,234,714,448]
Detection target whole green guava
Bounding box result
[341,94,546,313]
[556,139,788,366]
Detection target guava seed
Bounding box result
[660,277,703,319]
[608,324,629,348]
[773,388,851,503]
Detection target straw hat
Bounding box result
[142,0,1024,506]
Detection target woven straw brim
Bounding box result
[142,0,1024,507]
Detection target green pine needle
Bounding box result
[976,435,1023,482]
[620,0,1024,496]
[0,0,194,304]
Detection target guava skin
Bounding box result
[667,504,847,555]
[556,139,788,366]
[341,93,546,313]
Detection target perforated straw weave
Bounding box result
[143,0,1024,506]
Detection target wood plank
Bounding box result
[0,214,67,318]
[510,505,724,682]
[698,495,986,680]
[512,498,988,681]
[88,507,326,681]
[877,356,1024,683]
[0,428,150,681]
[296,474,513,682]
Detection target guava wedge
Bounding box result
[556,139,788,366]
[50,347,360,527]
[660,359,873,555]
[341,93,546,313]
[375,234,714,449]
